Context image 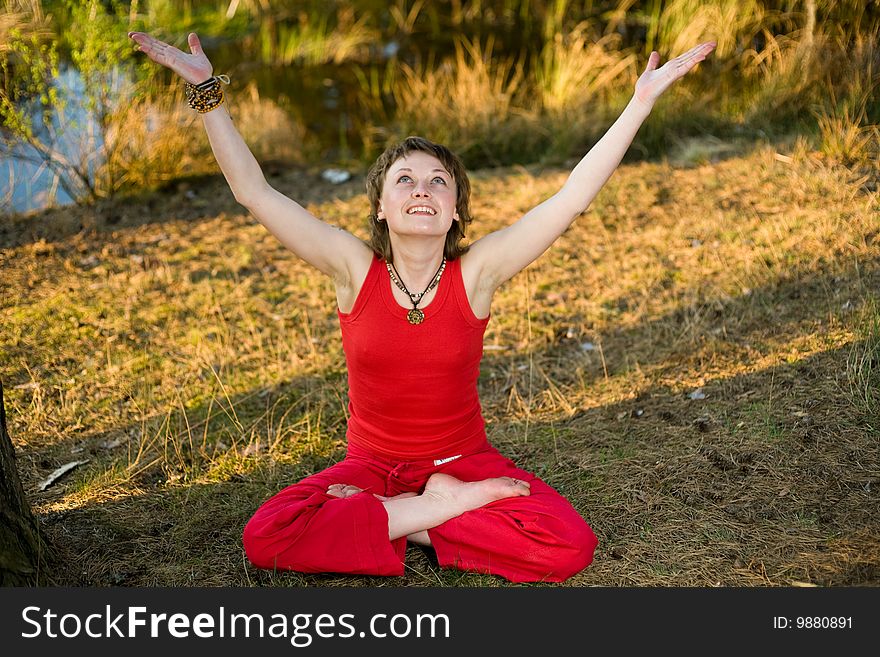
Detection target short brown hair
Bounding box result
[365,136,472,261]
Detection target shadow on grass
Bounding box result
[478,255,880,404]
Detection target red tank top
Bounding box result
[338,254,490,460]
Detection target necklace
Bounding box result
[385,257,447,325]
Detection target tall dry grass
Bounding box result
[257,6,378,66]
[3,0,880,204]
[100,83,213,194]
[817,106,880,166]
[91,77,313,195]
[655,0,769,60]
[228,82,314,165]
[392,27,639,164]
[392,37,544,166]
[536,27,638,155]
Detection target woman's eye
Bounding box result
[397,175,413,183]
[432,177,447,185]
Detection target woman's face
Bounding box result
[378,150,459,239]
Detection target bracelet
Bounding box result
[184,74,230,113]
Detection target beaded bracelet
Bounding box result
[184,75,230,113]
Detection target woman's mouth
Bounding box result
[406,205,437,216]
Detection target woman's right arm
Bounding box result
[128,31,371,286]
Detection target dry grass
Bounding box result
[99,79,312,196]
[1,140,878,587]
[5,1,878,206]
[101,83,215,193]
[847,298,880,417]
[392,38,544,167]
[536,27,638,155]
[819,117,879,170]
[256,5,379,66]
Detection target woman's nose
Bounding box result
[412,182,431,197]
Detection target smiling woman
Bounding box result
[128,28,715,583]
[365,137,474,265]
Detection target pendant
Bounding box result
[407,308,425,325]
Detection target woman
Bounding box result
[129,29,715,583]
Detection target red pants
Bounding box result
[242,441,597,583]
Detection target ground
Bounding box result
[0,139,878,586]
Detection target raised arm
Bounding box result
[467,41,717,291]
[127,31,370,287]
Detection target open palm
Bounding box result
[634,41,716,106]
[128,31,213,85]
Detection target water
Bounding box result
[0,67,92,214]
[0,149,76,214]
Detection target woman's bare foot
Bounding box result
[405,475,531,546]
[326,483,418,502]
[422,472,530,512]
[326,483,365,499]
[327,475,530,541]
[383,473,530,541]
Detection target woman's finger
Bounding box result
[187,32,203,56]
[666,41,715,80]
[673,41,716,67]
[129,32,168,52]
[129,32,177,65]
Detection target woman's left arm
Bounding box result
[469,41,716,291]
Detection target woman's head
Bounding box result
[365,136,472,260]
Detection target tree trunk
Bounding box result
[0,380,47,585]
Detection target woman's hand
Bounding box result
[128,31,213,85]
[633,41,716,108]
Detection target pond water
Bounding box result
[1,67,91,214]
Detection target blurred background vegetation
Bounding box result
[1,0,878,209]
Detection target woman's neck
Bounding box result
[388,235,446,290]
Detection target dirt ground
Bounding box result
[1,141,878,586]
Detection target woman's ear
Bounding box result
[377,206,385,220]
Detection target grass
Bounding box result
[1,134,878,586]
[535,27,637,157]
[392,37,543,167]
[846,297,880,418]
[256,6,378,66]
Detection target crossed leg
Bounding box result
[327,447,598,582]
[243,445,597,582]
[328,472,531,542]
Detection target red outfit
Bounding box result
[243,255,598,582]
[341,253,488,460]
